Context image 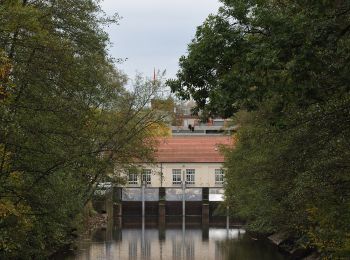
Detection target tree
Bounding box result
[168,0,350,257]
[0,1,164,258]
[224,97,350,257]
[0,50,11,100]
[167,0,350,117]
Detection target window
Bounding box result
[142,169,151,185]
[172,169,182,185]
[128,172,138,185]
[215,169,224,185]
[186,169,195,184]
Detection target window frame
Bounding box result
[172,169,182,185]
[142,169,151,185]
[215,169,224,185]
[128,172,138,185]
[186,169,195,185]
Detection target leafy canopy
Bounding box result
[0,0,165,258]
[169,0,350,257]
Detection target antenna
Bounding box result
[153,68,156,84]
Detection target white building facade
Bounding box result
[127,162,225,188]
[124,136,232,188]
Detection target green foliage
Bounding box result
[0,51,10,97]
[167,0,350,117]
[225,95,350,257]
[0,0,164,258]
[169,0,350,257]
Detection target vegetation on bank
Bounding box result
[168,0,350,258]
[0,1,164,258]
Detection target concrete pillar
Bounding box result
[226,205,230,237]
[182,171,186,217]
[202,225,209,241]
[106,189,113,216]
[113,226,122,241]
[202,203,209,226]
[141,182,145,218]
[158,188,166,256]
[158,224,165,241]
[113,187,122,228]
[158,187,166,226]
[202,187,209,226]
[105,189,114,241]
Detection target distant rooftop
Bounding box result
[155,136,234,163]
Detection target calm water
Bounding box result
[65,220,287,260]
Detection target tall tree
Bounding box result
[168,0,350,116]
[0,1,164,258]
[168,0,350,257]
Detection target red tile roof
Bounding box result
[155,136,234,163]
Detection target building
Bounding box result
[125,135,233,188]
[114,99,235,189]
[171,119,236,136]
[110,108,235,220]
[171,100,236,136]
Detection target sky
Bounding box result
[100,0,221,83]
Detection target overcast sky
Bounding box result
[100,0,221,83]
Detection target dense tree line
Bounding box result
[168,0,350,258]
[0,0,163,258]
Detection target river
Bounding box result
[63,218,288,260]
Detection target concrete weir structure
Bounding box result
[111,186,227,226]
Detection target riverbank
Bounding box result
[240,230,322,260]
[50,209,108,259]
[267,232,321,260]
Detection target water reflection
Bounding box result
[69,220,287,260]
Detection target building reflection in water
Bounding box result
[71,219,287,260]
